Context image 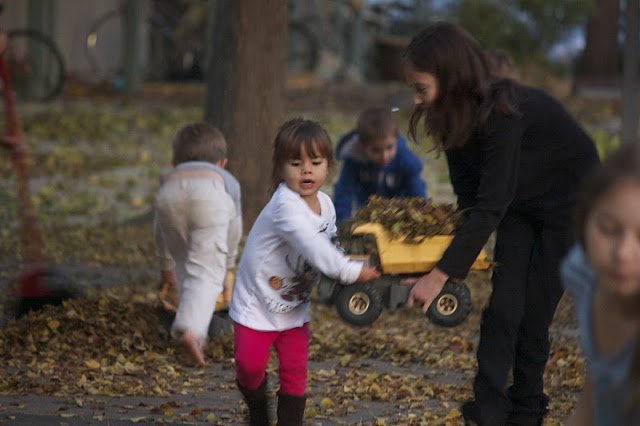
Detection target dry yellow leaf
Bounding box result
[320,397,334,408]
[84,359,101,370]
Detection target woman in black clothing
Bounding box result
[403,22,600,426]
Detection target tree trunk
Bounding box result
[205,0,287,228]
[579,0,620,81]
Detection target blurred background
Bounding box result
[0,2,636,423]
[0,0,628,89]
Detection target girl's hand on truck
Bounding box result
[357,265,380,282]
[406,267,449,312]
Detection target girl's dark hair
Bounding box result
[574,143,640,244]
[405,21,519,150]
[270,118,333,193]
[574,142,640,419]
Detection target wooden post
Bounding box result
[27,0,56,97]
[122,0,142,92]
[622,0,639,145]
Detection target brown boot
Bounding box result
[277,392,306,426]
[237,379,270,426]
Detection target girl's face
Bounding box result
[281,143,329,203]
[405,64,439,106]
[585,180,640,298]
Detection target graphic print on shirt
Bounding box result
[265,254,320,314]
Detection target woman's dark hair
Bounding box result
[270,117,333,193]
[574,142,640,419]
[405,22,519,150]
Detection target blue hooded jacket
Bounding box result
[332,130,427,224]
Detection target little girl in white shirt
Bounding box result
[229,118,379,426]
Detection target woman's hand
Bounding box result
[357,265,381,282]
[406,267,449,312]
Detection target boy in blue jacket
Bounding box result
[333,107,427,224]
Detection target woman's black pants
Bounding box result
[471,210,570,425]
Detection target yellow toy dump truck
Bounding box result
[318,222,492,327]
[159,272,233,313]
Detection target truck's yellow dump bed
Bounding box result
[352,223,492,275]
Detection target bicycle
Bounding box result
[0,5,65,101]
[85,0,207,85]
[287,0,426,80]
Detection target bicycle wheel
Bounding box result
[6,29,66,101]
[85,9,123,82]
[288,21,319,73]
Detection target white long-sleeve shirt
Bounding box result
[229,183,363,331]
[154,162,241,341]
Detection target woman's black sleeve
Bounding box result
[437,113,524,279]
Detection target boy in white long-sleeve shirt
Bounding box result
[229,118,379,426]
[155,122,242,366]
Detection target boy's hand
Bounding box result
[356,265,380,282]
[159,269,177,291]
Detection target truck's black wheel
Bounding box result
[335,283,383,326]
[426,280,472,327]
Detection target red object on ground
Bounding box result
[0,43,50,301]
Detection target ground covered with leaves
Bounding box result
[0,88,605,424]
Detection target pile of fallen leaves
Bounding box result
[349,196,464,242]
[0,291,233,397]
[0,278,585,425]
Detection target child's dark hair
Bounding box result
[574,143,640,244]
[270,118,333,192]
[404,22,519,150]
[172,122,226,165]
[356,107,398,147]
[574,142,640,419]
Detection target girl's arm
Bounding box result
[273,194,364,284]
[566,374,594,426]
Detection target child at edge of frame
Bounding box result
[154,122,242,367]
[332,106,427,225]
[562,142,640,426]
[229,117,380,426]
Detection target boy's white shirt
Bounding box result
[154,162,240,341]
[229,183,363,331]
[155,161,242,271]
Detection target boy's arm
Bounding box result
[333,159,359,224]
[153,209,176,288]
[226,214,242,270]
[398,139,427,198]
[405,157,427,198]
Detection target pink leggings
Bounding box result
[234,322,309,396]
